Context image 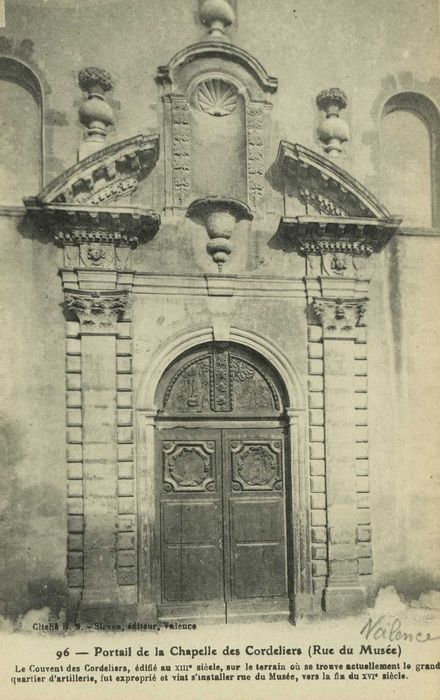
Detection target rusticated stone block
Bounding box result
[66,339,81,355]
[354,343,367,360]
[312,545,327,560]
[355,408,368,426]
[355,376,368,393]
[310,459,325,476]
[355,442,368,459]
[357,328,367,343]
[119,497,135,514]
[311,510,326,526]
[118,444,134,461]
[329,558,358,578]
[357,508,371,525]
[117,322,131,339]
[117,356,132,373]
[312,560,328,576]
[357,526,371,542]
[118,462,134,479]
[118,532,135,550]
[116,339,131,356]
[308,343,323,359]
[67,462,83,479]
[68,534,83,551]
[67,552,83,568]
[67,569,84,587]
[308,359,324,375]
[67,497,83,515]
[118,480,134,497]
[117,515,135,531]
[117,427,134,444]
[118,550,135,567]
[354,393,368,409]
[311,493,326,509]
[309,409,324,426]
[117,568,136,586]
[67,481,83,497]
[67,409,82,427]
[356,425,368,442]
[359,558,373,575]
[66,391,82,408]
[310,476,325,493]
[66,356,81,373]
[67,427,82,444]
[311,527,327,543]
[356,459,369,476]
[309,426,324,442]
[66,321,80,338]
[117,391,132,408]
[117,409,133,427]
[358,543,372,558]
[309,393,324,409]
[308,326,323,342]
[354,359,367,376]
[312,577,326,593]
[357,494,369,508]
[356,476,370,493]
[66,374,81,391]
[117,374,132,391]
[308,376,324,392]
[310,443,325,460]
[68,515,84,533]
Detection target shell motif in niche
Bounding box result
[195,79,238,116]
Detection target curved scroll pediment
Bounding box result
[276,141,393,220]
[25,133,159,207]
[275,141,401,254]
[157,41,278,97]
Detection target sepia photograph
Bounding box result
[0,0,439,697]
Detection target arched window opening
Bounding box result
[380,93,440,228]
[0,57,43,205]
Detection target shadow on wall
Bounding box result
[0,414,67,620]
[375,568,440,603]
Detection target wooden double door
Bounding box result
[156,424,290,623]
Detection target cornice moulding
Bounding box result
[24,133,160,207]
[278,215,401,255]
[25,203,160,247]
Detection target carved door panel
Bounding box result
[224,428,289,622]
[156,428,226,622]
[156,425,289,623]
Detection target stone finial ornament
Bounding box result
[316,88,350,157]
[78,67,114,161]
[199,0,235,37]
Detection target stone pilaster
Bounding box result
[312,295,368,614]
[64,288,129,620]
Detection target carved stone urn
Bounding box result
[187,197,253,272]
[316,88,350,157]
[78,67,114,160]
[199,0,235,37]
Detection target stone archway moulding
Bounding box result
[135,324,307,412]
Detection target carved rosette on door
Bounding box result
[231,440,283,491]
[162,441,216,492]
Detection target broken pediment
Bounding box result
[25,133,159,208]
[275,141,401,257]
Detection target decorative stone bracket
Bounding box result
[313,296,367,336]
[187,196,253,271]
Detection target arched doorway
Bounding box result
[153,342,292,623]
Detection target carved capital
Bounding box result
[312,297,368,336]
[65,289,129,334]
